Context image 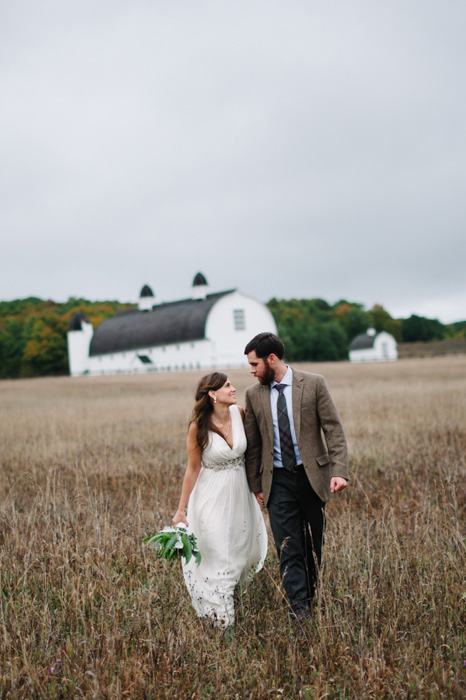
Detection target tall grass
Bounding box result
[0,357,465,699]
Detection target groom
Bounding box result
[243,332,349,620]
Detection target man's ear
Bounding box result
[267,353,278,366]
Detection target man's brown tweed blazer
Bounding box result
[244,368,349,505]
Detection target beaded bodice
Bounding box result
[201,405,246,471]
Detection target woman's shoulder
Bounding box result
[231,404,244,420]
[187,419,201,442]
[186,420,202,455]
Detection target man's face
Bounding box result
[247,350,275,385]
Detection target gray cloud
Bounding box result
[1,0,465,322]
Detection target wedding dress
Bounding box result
[182,404,267,627]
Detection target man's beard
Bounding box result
[258,359,275,385]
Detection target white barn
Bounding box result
[349,328,398,363]
[67,273,277,377]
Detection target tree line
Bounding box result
[267,298,464,363]
[0,298,132,379]
[0,296,464,379]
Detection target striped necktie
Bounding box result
[274,384,296,471]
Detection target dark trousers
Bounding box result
[267,466,325,609]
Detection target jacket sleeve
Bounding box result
[316,375,349,481]
[244,389,263,493]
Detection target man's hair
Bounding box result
[244,332,285,360]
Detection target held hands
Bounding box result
[331,477,348,493]
[254,492,265,508]
[173,510,189,527]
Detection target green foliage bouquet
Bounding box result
[144,523,201,565]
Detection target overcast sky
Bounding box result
[1,1,465,322]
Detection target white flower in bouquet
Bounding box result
[144,522,201,565]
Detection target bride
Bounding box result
[173,372,267,630]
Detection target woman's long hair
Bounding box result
[191,372,228,453]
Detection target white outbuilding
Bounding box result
[67,273,277,377]
[349,328,398,363]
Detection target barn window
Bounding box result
[137,355,152,364]
[233,309,245,331]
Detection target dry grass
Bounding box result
[0,357,465,699]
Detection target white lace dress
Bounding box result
[182,404,267,627]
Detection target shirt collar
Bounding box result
[271,365,292,389]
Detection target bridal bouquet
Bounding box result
[144,523,201,565]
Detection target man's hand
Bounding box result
[254,491,265,507]
[330,477,348,493]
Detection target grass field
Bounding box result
[0,356,465,699]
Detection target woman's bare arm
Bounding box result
[172,422,203,526]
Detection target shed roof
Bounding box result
[349,333,377,351]
[89,290,234,356]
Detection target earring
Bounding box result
[213,396,217,403]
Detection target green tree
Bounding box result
[267,298,350,362]
[22,316,69,376]
[449,321,466,339]
[368,304,402,342]
[325,322,348,359]
[401,315,446,342]
[0,319,25,378]
[0,297,135,378]
[332,303,371,342]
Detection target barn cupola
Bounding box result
[68,311,89,331]
[192,272,209,300]
[138,284,156,311]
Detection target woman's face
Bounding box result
[214,379,236,405]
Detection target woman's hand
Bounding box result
[173,510,189,527]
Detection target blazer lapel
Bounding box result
[260,384,274,438]
[292,369,304,442]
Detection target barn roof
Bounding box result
[89,290,234,356]
[349,332,377,351]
